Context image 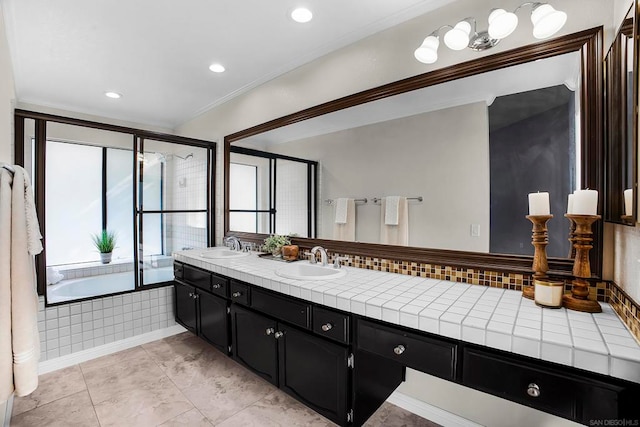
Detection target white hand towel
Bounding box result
[380,197,409,246]
[334,198,350,224]
[333,199,356,241]
[46,267,64,285]
[385,196,402,225]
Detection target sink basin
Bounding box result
[276,263,347,281]
[200,247,250,259]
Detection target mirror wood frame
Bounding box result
[224,27,604,279]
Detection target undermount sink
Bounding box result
[200,247,250,259]
[276,263,347,281]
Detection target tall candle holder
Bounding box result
[563,214,602,313]
[524,215,553,300]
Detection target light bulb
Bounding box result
[444,21,471,51]
[531,4,567,39]
[488,8,518,39]
[414,36,439,64]
[291,7,313,23]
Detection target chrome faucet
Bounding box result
[333,256,349,269]
[310,246,328,266]
[224,236,242,251]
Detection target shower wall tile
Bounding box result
[37,286,176,362]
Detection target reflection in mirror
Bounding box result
[233,52,581,258]
[229,147,317,237]
[605,13,636,224]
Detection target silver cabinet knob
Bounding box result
[193,294,199,299]
[274,331,284,339]
[393,345,406,355]
[321,323,333,332]
[527,383,541,398]
[212,283,221,289]
[266,328,275,336]
[232,291,242,298]
[188,292,194,297]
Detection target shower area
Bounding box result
[16,114,214,304]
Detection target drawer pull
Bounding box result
[321,323,333,332]
[266,328,275,336]
[274,331,284,339]
[212,284,222,289]
[527,383,541,398]
[393,345,406,355]
[232,291,242,298]
[188,292,193,297]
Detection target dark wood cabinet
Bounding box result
[278,325,349,425]
[231,305,278,385]
[174,281,197,333]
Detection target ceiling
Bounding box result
[238,51,581,148]
[2,0,455,129]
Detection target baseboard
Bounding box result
[1,394,13,427]
[387,391,482,427]
[38,325,187,375]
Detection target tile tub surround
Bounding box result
[51,255,173,280]
[175,250,640,384]
[37,286,176,361]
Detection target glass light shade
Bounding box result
[414,36,439,64]
[444,21,471,50]
[488,8,518,39]
[531,4,567,39]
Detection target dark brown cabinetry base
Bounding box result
[174,261,640,426]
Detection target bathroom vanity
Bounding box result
[173,250,640,426]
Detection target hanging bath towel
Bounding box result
[379,196,409,246]
[333,198,356,241]
[0,164,43,401]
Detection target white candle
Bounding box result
[573,189,598,215]
[567,194,574,214]
[528,192,550,215]
[624,189,633,216]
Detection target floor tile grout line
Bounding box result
[78,362,103,426]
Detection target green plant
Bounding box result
[92,230,117,253]
[262,234,291,252]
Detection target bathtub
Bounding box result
[47,267,174,303]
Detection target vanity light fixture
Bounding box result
[414,2,567,64]
[104,91,122,99]
[291,7,313,23]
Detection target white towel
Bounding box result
[380,197,409,246]
[334,198,350,224]
[333,199,356,241]
[385,196,402,225]
[46,267,64,285]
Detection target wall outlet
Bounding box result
[471,224,480,237]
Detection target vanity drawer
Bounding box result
[173,263,183,280]
[357,319,457,380]
[313,306,349,344]
[252,288,310,329]
[230,281,250,305]
[182,264,211,291]
[210,274,229,298]
[462,347,579,420]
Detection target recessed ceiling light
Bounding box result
[105,91,122,99]
[209,63,225,73]
[291,7,312,23]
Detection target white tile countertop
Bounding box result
[174,249,640,384]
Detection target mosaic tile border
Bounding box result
[609,284,640,343]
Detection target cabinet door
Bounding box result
[278,325,349,425]
[198,291,229,353]
[174,282,197,333]
[231,305,278,385]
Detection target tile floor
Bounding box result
[10,332,439,426]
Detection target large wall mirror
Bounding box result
[605,8,637,225]
[225,27,604,277]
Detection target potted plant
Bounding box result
[262,234,291,257]
[92,230,117,264]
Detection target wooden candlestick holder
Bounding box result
[563,214,602,313]
[524,215,553,300]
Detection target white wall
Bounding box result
[0,3,15,163]
[269,103,490,252]
[176,1,618,425]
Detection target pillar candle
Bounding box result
[567,194,574,214]
[572,189,598,215]
[624,189,633,216]
[528,192,550,215]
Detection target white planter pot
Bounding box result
[100,252,113,264]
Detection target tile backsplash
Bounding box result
[37,286,176,361]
